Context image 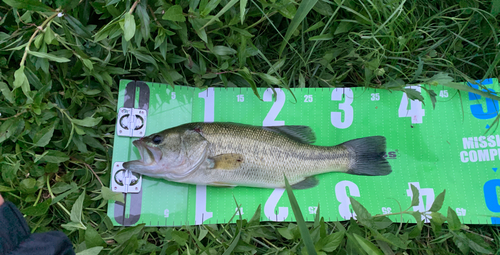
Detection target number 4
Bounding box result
[399,86,425,124]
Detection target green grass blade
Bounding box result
[222,232,241,255]
[221,195,243,255]
[201,0,239,29]
[240,0,247,24]
[278,0,319,56]
[284,176,317,255]
[306,0,344,64]
[353,233,384,255]
[444,82,500,102]
[372,0,406,35]
[484,113,500,135]
[482,51,500,81]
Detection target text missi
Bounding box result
[460,135,500,163]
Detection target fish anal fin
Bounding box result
[291,177,319,189]
[211,154,244,170]
[263,126,316,144]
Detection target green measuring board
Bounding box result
[108,79,500,226]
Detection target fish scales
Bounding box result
[197,123,352,187]
[123,122,392,189]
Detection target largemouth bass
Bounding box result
[123,122,392,189]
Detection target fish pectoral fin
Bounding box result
[209,182,237,188]
[209,154,245,170]
[290,177,319,189]
[263,126,316,144]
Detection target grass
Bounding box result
[0,0,500,254]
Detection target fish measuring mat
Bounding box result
[108,79,500,226]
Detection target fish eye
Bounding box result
[152,135,163,145]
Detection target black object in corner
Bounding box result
[0,201,74,255]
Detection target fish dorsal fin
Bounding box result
[209,154,244,170]
[263,126,316,144]
[291,177,319,189]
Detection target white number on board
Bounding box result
[439,90,448,98]
[304,95,313,102]
[331,88,354,129]
[335,180,360,220]
[263,88,285,126]
[264,188,288,221]
[382,207,392,214]
[171,92,176,99]
[195,88,215,225]
[308,206,318,214]
[198,88,214,122]
[237,94,244,102]
[371,93,380,101]
[398,86,425,124]
[235,207,244,215]
[406,182,435,223]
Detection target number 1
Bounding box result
[198,88,214,122]
[196,88,215,225]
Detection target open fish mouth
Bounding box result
[132,139,163,165]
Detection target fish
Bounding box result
[123,122,392,189]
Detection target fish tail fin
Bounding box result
[341,136,392,176]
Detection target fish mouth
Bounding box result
[132,139,163,165]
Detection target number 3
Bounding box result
[331,88,353,129]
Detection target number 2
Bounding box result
[264,188,288,221]
[263,88,285,126]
